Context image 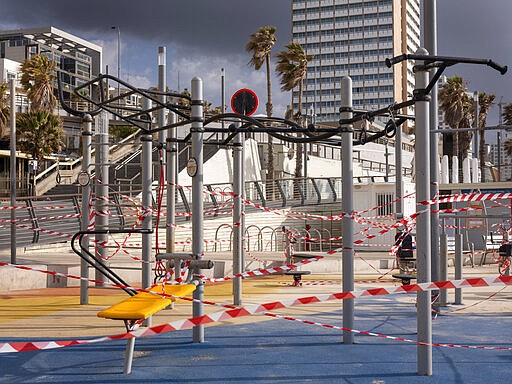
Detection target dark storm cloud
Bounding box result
[1,0,292,54]
[1,0,510,119]
[437,0,512,122]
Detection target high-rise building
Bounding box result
[291,0,420,123]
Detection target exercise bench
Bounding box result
[285,270,311,286]
[98,283,196,374]
[392,273,417,286]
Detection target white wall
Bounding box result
[0,58,20,82]
[177,138,263,185]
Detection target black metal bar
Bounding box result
[177,185,191,221]
[56,71,101,117]
[327,178,337,202]
[26,200,39,244]
[254,181,266,207]
[311,179,321,204]
[275,180,287,208]
[206,185,218,217]
[70,229,152,296]
[293,179,305,206]
[386,54,507,75]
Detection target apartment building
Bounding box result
[0,27,103,195]
[0,26,102,152]
[291,0,420,123]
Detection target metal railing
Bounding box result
[0,175,386,250]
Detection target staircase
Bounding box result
[40,130,142,196]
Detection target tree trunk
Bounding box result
[295,80,303,180]
[265,55,274,199]
[479,126,486,182]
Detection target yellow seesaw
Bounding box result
[97,283,196,374]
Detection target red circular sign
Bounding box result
[230,88,258,116]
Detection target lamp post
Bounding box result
[9,78,16,264]
[111,26,121,99]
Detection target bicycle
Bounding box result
[497,243,511,276]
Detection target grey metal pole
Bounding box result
[385,141,390,179]
[414,48,432,376]
[221,68,225,140]
[157,47,167,261]
[454,217,463,304]
[80,114,93,304]
[94,111,110,285]
[158,47,167,159]
[167,112,177,256]
[425,0,440,287]
[497,102,503,181]
[473,91,479,163]
[395,119,403,215]
[140,95,153,326]
[233,121,243,305]
[9,78,16,265]
[340,76,354,345]
[191,77,205,343]
[141,131,153,326]
[439,218,448,306]
[141,98,153,282]
[497,131,501,182]
[112,26,121,103]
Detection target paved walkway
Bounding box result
[0,270,510,383]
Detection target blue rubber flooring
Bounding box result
[0,295,511,383]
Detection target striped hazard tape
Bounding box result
[420,192,512,206]
[0,275,510,354]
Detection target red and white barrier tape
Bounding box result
[0,275,510,354]
[199,254,328,283]
[420,192,512,206]
[263,311,511,351]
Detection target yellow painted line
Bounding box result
[0,274,348,324]
[0,296,120,323]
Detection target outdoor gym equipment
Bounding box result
[71,229,213,374]
[57,45,506,377]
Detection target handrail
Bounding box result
[35,126,140,191]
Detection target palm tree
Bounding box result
[17,54,63,195]
[438,76,474,163]
[477,92,495,181]
[20,54,57,111]
[503,104,512,161]
[246,26,276,117]
[503,103,512,126]
[275,42,313,179]
[16,110,63,166]
[504,138,512,157]
[246,26,277,196]
[0,82,9,138]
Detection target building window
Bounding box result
[376,192,394,216]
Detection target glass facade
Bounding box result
[292,0,420,123]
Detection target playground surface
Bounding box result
[0,271,510,383]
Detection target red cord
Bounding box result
[155,149,165,255]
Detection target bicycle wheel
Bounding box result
[498,256,511,276]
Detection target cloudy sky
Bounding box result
[1,0,510,124]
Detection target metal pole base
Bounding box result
[124,337,136,374]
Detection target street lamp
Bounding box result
[111,26,121,100]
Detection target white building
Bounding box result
[291,0,421,123]
[489,132,512,181]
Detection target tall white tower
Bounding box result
[292,0,420,123]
